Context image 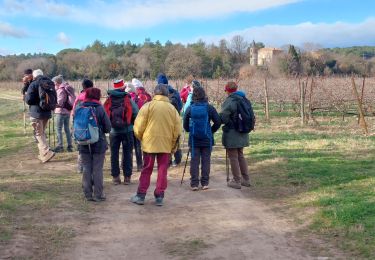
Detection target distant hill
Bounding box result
[324,46,375,59]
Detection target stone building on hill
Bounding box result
[249,41,283,66]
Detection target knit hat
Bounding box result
[113,79,125,89]
[52,75,63,84]
[132,78,143,88]
[24,69,32,75]
[32,69,43,78]
[85,87,101,101]
[82,79,93,89]
[192,80,201,89]
[125,82,135,93]
[156,73,168,84]
[224,81,238,93]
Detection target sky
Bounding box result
[0,0,374,55]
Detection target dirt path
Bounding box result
[57,160,328,260]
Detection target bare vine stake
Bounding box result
[264,78,270,122]
[351,77,369,135]
[299,78,305,126]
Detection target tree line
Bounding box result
[0,36,374,81]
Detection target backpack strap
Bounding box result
[124,95,133,125]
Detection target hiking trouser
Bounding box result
[133,134,143,169]
[81,152,105,199]
[190,146,211,187]
[110,132,134,178]
[30,117,50,157]
[137,153,170,198]
[171,148,182,165]
[227,148,250,183]
[55,113,72,149]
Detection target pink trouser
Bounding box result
[137,153,170,198]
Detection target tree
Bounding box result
[230,35,249,63]
[165,45,201,79]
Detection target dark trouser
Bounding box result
[81,152,105,199]
[190,146,211,187]
[133,134,143,169]
[171,148,182,165]
[110,132,134,178]
[137,153,170,198]
[227,148,250,183]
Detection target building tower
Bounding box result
[249,40,258,66]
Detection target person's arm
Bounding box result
[134,103,149,141]
[183,106,191,132]
[130,99,139,123]
[219,98,233,125]
[98,106,111,133]
[210,105,222,133]
[172,110,182,153]
[25,83,38,105]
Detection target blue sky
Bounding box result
[0,0,374,55]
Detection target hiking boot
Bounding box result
[171,161,178,167]
[40,150,55,163]
[53,146,64,153]
[241,180,251,187]
[112,176,121,185]
[201,185,209,190]
[136,165,142,172]
[191,186,199,191]
[93,196,106,202]
[85,196,95,202]
[155,197,164,206]
[130,194,145,205]
[67,146,74,152]
[123,176,131,185]
[227,180,241,189]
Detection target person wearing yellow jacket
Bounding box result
[131,83,182,206]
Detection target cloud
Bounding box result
[202,18,375,48]
[56,32,71,46]
[0,0,301,28]
[0,21,28,38]
[0,48,12,56]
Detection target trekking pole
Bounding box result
[48,119,51,147]
[180,149,190,186]
[226,149,229,182]
[181,128,186,149]
[52,112,55,148]
[23,99,26,135]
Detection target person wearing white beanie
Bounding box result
[132,78,143,89]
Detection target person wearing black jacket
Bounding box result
[25,69,56,163]
[76,87,111,202]
[183,86,221,190]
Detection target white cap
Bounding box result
[132,78,143,88]
[32,69,43,78]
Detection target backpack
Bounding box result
[234,96,255,133]
[169,87,183,113]
[190,103,212,157]
[73,105,99,145]
[63,84,76,111]
[135,88,151,109]
[104,95,133,129]
[38,77,57,111]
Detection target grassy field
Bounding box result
[0,89,374,258]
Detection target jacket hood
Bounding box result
[157,73,168,84]
[233,90,246,97]
[108,89,127,97]
[82,101,101,107]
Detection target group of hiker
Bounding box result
[21,68,255,206]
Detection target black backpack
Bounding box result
[38,77,57,111]
[106,95,132,129]
[234,96,255,133]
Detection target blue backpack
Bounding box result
[190,103,212,156]
[73,104,99,145]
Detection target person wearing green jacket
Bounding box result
[220,81,252,189]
